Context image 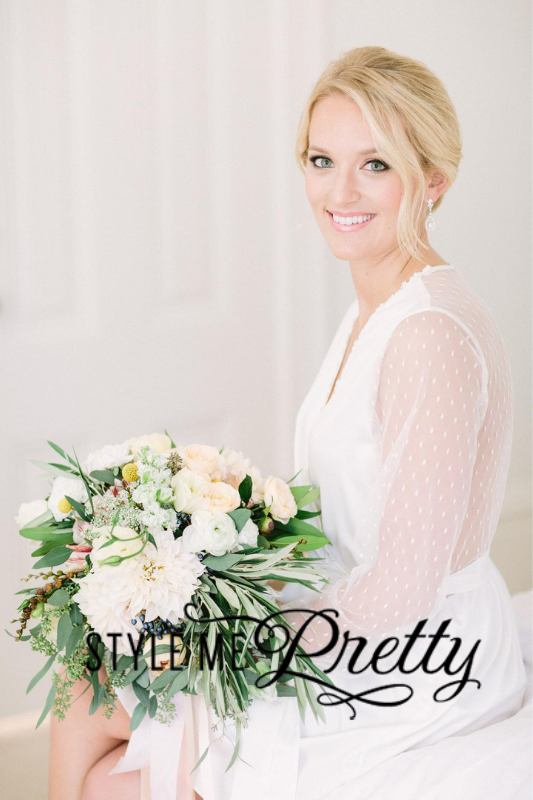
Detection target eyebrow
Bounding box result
[308,146,379,156]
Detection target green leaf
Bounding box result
[237,474,252,506]
[89,669,104,715]
[72,448,94,516]
[47,441,78,468]
[132,681,150,708]
[269,533,330,552]
[201,552,244,571]
[89,470,116,485]
[56,613,73,651]
[64,495,90,522]
[19,526,74,542]
[257,535,271,549]
[148,694,158,718]
[124,663,148,687]
[33,547,72,569]
[167,668,190,698]
[276,683,298,697]
[5,628,30,640]
[164,429,176,448]
[69,604,83,625]
[26,654,56,694]
[150,668,180,693]
[130,702,147,731]
[289,485,313,504]
[31,460,80,479]
[47,588,71,607]
[295,487,320,509]
[66,625,85,658]
[227,508,251,534]
[31,535,74,556]
[295,509,322,520]
[36,681,57,728]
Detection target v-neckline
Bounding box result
[322,264,454,410]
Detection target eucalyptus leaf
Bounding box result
[47,588,70,607]
[33,547,72,569]
[64,495,90,522]
[26,654,56,694]
[66,625,85,658]
[56,613,73,651]
[89,469,116,485]
[36,681,56,729]
[130,702,147,731]
[226,508,251,534]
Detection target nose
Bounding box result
[328,167,362,208]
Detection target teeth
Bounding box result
[332,213,374,225]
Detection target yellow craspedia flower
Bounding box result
[57,497,72,514]
[122,463,139,482]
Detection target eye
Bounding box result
[363,159,389,172]
[309,155,333,169]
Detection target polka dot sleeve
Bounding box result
[280,310,487,653]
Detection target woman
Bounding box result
[49,45,528,800]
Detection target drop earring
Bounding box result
[425,198,435,232]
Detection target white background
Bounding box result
[0,0,530,723]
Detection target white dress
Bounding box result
[111,263,529,800]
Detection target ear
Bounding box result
[427,170,448,199]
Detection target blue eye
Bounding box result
[309,156,333,168]
[308,155,389,171]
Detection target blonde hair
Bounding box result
[295,46,463,261]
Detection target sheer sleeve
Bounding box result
[280,310,488,652]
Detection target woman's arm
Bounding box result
[279,310,487,652]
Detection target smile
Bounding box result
[327,211,376,231]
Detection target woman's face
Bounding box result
[305,94,406,263]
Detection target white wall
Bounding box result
[0,0,530,721]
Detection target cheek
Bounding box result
[373,175,403,212]
[304,169,324,207]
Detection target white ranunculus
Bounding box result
[178,444,220,477]
[83,443,132,475]
[47,477,89,522]
[15,499,49,528]
[91,525,144,565]
[236,517,259,549]
[201,481,241,514]
[125,433,172,460]
[181,510,238,556]
[263,476,298,524]
[171,467,210,514]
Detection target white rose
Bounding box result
[82,443,132,475]
[263,476,297,524]
[171,467,210,514]
[248,465,266,506]
[202,481,241,514]
[91,525,144,564]
[181,510,238,556]
[125,433,172,460]
[236,518,259,549]
[178,444,220,477]
[15,499,49,528]
[47,477,89,522]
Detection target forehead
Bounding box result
[309,95,376,153]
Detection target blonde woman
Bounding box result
[49,45,528,800]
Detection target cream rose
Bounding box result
[262,476,297,524]
[171,467,210,514]
[201,481,241,514]
[178,444,220,477]
[210,447,252,490]
[248,465,266,506]
[125,433,172,460]
[91,525,144,565]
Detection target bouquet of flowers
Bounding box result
[9,432,333,769]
